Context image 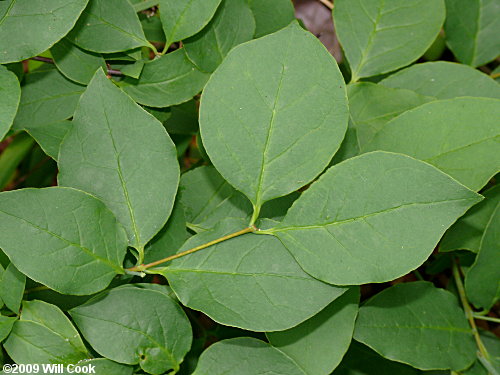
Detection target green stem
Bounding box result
[249,205,261,227]
[473,315,500,324]
[127,226,256,272]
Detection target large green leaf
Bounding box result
[0,187,128,295]
[184,0,255,73]
[334,0,445,81]
[348,82,433,150]
[67,0,152,53]
[267,152,481,285]
[51,38,107,85]
[4,300,89,364]
[192,337,306,375]
[380,61,500,99]
[353,282,476,371]
[0,65,20,140]
[441,185,500,253]
[200,22,348,217]
[465,204,500,310]
[366,97,500,191]
[159,0,222,46]
[160,219,346,331]
[246,0,295,38]
[70,286,192,375]
[121,49,209,108]
[267,287,360,375]
[12,66,85,131]
[0,0,89,63]
[59,70,179,249]
[0,263,25,314]
[444,0,500,67]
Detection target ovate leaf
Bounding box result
[161,219,346,331]
[0,0,89,63]
[465,204,500,310]
[159,0,222,46]
[71,286,192,375]
[246,0,295,38]
[353,282,476,371]
[0,316,16,342]
[444,0,500,67]
[380,61,500,99]
[59,70,179,249]
[67,0,152,53]
[0,64,20,140]
[26,120,73,161]
[441,185,500,253]
[267,287,360,375]
[51,38,107,85]
[121,49,209,108]
[366,97,500,191]
[269,152,481,285]
[0,187,128,295]
[334,0,445,81]
[0,263,25,314]
[200,22,348,215]
[192,337,306,375]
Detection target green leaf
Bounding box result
[26,120,73,161]
[161,218,346,331]
[334,0,445,81]
[67,0,152,53]
[267,287,360,375]
[163,100,199,135]
[268,151,482,285]
[0,316,16,342]
[380,61,500,99]
[365,97,500,191]
[0,187,128,295]
[465,204,500,310]
[246,0,295,38]
[0,0,89,63]
[200,22,348,216]
[441,185,500,253]
[51,38,107,85]
[192,337,307,375]
[184,0,255,73]
[120,60,145,79]
[159,0,222,46]
[0,263,25,314]
[140,14,166,43]
[0,64,20,141]
[4,300,89,364]
[59,70,179,249]
[354,282,476,371]
[121,49,209,108]
[12,66,85,132]
[70,359,134,375]
[70,286,192,375]
[444,0,500,67]
[348,82,433,150]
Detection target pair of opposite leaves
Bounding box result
[0,24,483,332]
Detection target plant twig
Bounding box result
[127,226,256,272]
[318,0,334,10]
[473,314,500,324]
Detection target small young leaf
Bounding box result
[465,204,500,310]
[366,97,500,191]
[441,185,500,253]
[70,286,192,375]
[26,120,73,161]
[163,100,199,135]
[161,219,346,331]
[267,287,360,375]
[354,282,476,371]
[270,152,481,285]
[0,263,25,314]
[380,61,500,99]
[59,70,179,249]
[0,316,16,342]
[0,187,128,295]
[67,0,152,53]
[334,0,445,81]
[246,0,295,38]
[51,38,107,85]
[0,0,89,63]
[121,49,209,108]
[192,337,307,375]
[200,22,348,216]
[184,0,255,73]
[159,0,222,46]
[444,0,500,67]
[0,65,20,141]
